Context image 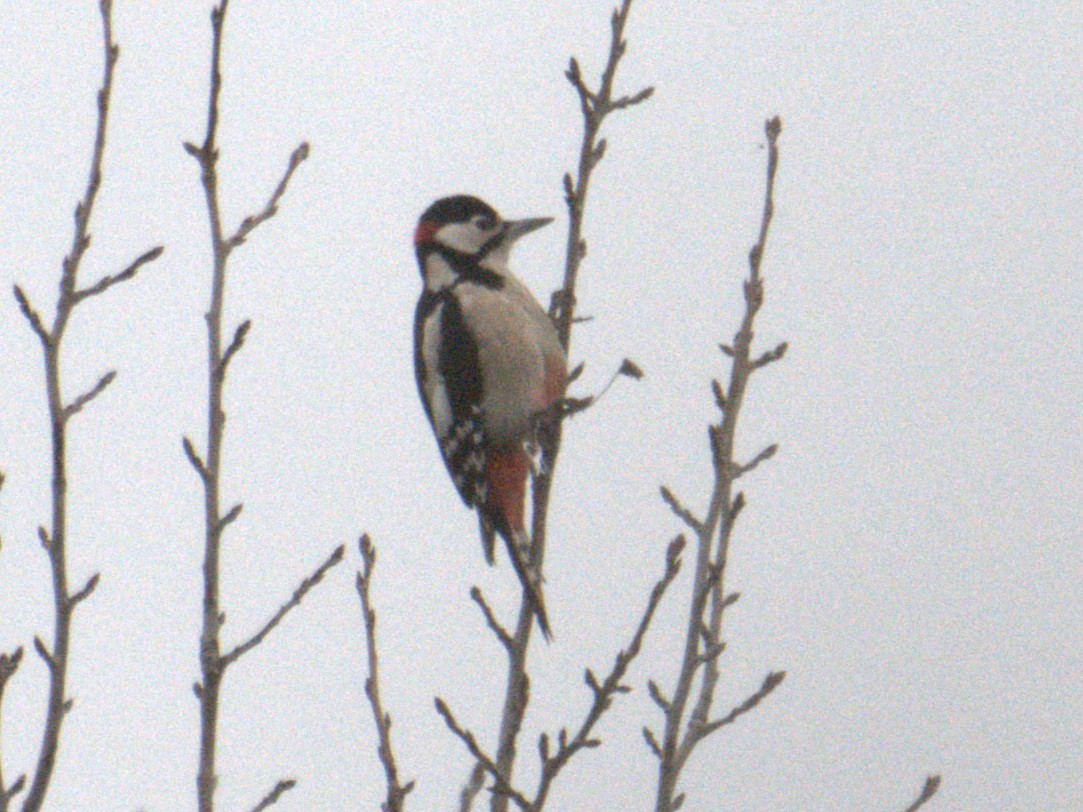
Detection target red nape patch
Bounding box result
[485,450,529,533]
[414,219,439,247]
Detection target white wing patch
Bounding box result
[421,301,452,438]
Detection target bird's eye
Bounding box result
[474,215,497,231]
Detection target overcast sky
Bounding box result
[1,2,1080,810]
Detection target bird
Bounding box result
[413,194,567,640]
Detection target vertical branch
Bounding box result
[356,536,414,812]
[188,8,232,809]
[687,116,782,733]
[652,118,785,812]
[476,3,653,811]
[14,3,161,810]
[183,4,314,811]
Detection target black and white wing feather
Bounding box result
[414,288,492,528]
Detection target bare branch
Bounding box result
[219,319,251,379]
[609,85,655,111]
[63,370,117,420]
[748,117,782,279]
[560,357,642,419]
[249,779,297,812]
[660,486,703,534]
[220,544,344,669]
[734,443,778,479]
[694,670,785,739]
[694,639,725,668]
[751,341,788,370]
[32,638,55,673]
[435,699,533,812]
[647,679,671,712]
[227,143,310,249]
[69,572,101,607]
[356,535,414,812]
[0,775,27,811]
[0,648,22,689]
[642,727,662,759]
[459,764,487,812]
[13,285,51,348]
[902,775,942,812]
[654,119,786,812]
[72,245,164,304]
[0,646,25,807]
[182,436,207,480]
[471,587,514,653]
[553,0,651,349]
[531,535,684,808]
[563,58,595,115]
[217,502,243,534]
[710,379,726,412]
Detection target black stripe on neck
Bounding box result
[423,245,505,289]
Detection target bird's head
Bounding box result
[414,195,552,279]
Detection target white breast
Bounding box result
[457,277,563,445]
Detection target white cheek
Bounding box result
[436,222,485,254]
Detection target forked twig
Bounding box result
[652,118,785,812]
[185,3,316,811]
[15,3,161,809]
[530,537,684,808]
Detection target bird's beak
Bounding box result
[503,217,554,243]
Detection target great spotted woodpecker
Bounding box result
[413,195,567,640]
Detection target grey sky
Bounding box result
[1,2,1080,810]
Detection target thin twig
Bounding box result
[733,444,778,479]
[12,286,50,349]
[217,502,243,533]
[471,587,514,653]
[0,648,26,812]
[69,573,101,607]
[249,779,296,812]
[693,670,785,739]
[182,436,208,480]
[72,245,164,304]
[530,536,684,808]
[901,775,942,812]
[356,535,415,812]
[751,341,788,370]
[227,143,310,249]
[660,487,704,534]
[220,545,344,669]
[436,700,533,812]
[63,370,117,420]
[219,319,251,380]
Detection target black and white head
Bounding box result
[414,195,552,283]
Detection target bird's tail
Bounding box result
[478,514,497,565]
[501,527,552,641]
